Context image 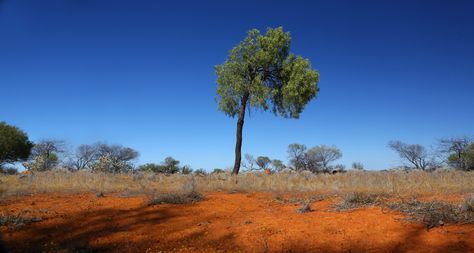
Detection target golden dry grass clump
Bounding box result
[1,170,473,197]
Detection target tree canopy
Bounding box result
[0,122,33,167]
[216,27,319,119]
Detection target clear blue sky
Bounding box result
[1,0,473,170]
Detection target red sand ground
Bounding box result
[1,192,473,253]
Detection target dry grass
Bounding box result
[385,198,474,229]
[147,191,204,205]
[0,213,43,230]
[334,192,384,210]
[1,170,473,197]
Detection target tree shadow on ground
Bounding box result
[0,197,472,253]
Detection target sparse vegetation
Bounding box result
[1,170,473,197]
[388,140,435,170]
[335,192,381,210]
[385,198,474,229]
[148,191,204,205]
[0,213,43,230]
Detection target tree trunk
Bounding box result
[232,93,249,175]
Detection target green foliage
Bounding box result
[194,168,207,175]
[138,163,164,173]
[138,157,184,174]
[449,143,474,170]
[306,145,343,172]
[256,156,271,170]
[23,140,64,172]
[0,122,33,167]
[215,27,319,119]
[271,159,285,172]
[212,168,225,174]
[287,143,308,171]
[88,144,139,173]
[180,165,193,175]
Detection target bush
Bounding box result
[462,195,474,212]
[147,191,204,205]
[90,155,133,173]
[0,213,43,230]
[194,168,207,175]
[335,192,380,210]
[386,198,474,229]
[212,168,225,174]
[180,165,193,174]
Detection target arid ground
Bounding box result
[1,191,473,253]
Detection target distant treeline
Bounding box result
[1,121,473,175]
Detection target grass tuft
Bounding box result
[386,198,474,229]
[0,213,43,230]
[335,192,382,210]
[147,191,204,205]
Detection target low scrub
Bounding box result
[147,191,204,205]
[462,195,474,212]
[0,213,43,230]
[385,198,474,229]
[335,192,383,210]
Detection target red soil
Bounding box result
[1,192,473,253]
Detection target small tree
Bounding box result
[447,143,474,171]
[216,27,320,174]
[69,144,99,170]
[438,137,472,170]
[271,159,285,172]
[306,145,342,173]
[352,162,364,171]
[256,156,271,170]
[90,143,139,173]
[388,141,432,170]
[162,156,180,174]
[0,122,33,168]
[287,143,308,171]
[24,139,64,171]
[242,154,257,171]
[180,165,193,175]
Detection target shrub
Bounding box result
[462,195,474,212]
[147,191,204,205]
[335,192,380,210]
[296,201,312,213]
[0,213,43,229]
[138,163,167,173]
[180,165,193,174]
[194,168,207,175]
[386,198,474,229]
[90,155,134,173]
[212,168,225,174]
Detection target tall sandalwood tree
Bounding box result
[215,27,320,174]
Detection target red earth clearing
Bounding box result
[1,192,473,252]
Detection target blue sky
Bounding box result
[1,0,473,170]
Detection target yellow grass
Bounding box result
[1,170,473,197]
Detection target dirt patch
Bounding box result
[0,192,473,252]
